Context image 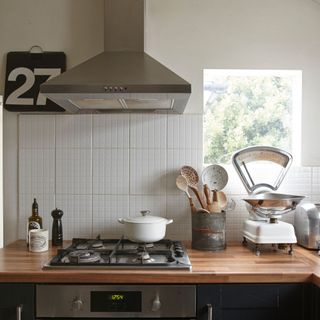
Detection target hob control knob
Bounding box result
[151,293,161,312]
[72,298,83,311]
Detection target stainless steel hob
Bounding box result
[43,237,192,270]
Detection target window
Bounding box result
[203,70,302,164]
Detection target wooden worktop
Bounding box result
[0,240,320,285]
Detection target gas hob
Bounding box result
[43,237,192,270]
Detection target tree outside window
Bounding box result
[203,70,301,164]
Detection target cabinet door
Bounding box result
[0,284,35,320]
[197,284,309,320]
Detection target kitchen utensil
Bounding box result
[203,184,212,211]
[176,175,191,198]
[118,210,173,243]
[180,165,199,187]
[216,191,227,210]
[201,164,228,191]
[211,190,221,213]
[181,165,207,208]
[176,175,197,213]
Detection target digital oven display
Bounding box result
[90,291,142,312]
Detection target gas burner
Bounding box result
[68,250,101,264]
[91,240,103,248]
[44,238,191,269]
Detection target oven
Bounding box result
[36,284,197,319]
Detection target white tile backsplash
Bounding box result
[56,115,92,148]
[92,195,129,238]
[168,114,202,149]
[18,113,319,242]
[19,148,55,194]
[93,114,129,148]
[56,194,93,239]
[56,148,92,195]
[130,149,167,195]
[129,195,167,217]
[130,114,167,149]
[19,115,55,148]
[93,148,129,194]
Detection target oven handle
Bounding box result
[16,305,23,320]
[207,303,213,320]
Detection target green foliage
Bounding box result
[204,76,292,164]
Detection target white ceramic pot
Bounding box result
[118,210,173,243]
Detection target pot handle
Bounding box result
[166,219,173,225]
[118,218,125,224]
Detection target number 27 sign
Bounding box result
[4,51,66,112]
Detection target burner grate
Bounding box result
[44,238,191,269]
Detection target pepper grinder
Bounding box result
[51,208,64,246]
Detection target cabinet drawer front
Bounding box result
[220,284,278,309]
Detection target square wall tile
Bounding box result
[93,149,129,194]
[56,115,92,148]
[93,114,129,148]
[56,149,92,195]
[92,195,129,237]
[18,194,55,240]
[168,114,202,149]
[19,148,55,194]
[129,195,167,218]
[19,115,55,148]
[130,114,167,149]
[56,194,92,239]
[166,148,203,195]
[130,149,166,195]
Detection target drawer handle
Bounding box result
[207,303,213,320]
[16,305,23,320]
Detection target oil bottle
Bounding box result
[27,198,43,244]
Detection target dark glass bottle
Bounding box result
[51,208,64,246]
[27,198,43,244]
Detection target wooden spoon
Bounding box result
[180,166,207,209]
[211,190,222,213]
[216,191,227,210]
[203,184,213,211]
[176,175,197,213]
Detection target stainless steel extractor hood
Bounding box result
[40,0,191,114]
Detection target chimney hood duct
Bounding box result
[40,0,191,114]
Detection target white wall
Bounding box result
[145,0,320,165]
[0,0,104,244]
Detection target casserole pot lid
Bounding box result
[123,210,167,224]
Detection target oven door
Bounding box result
[36,284,196,319]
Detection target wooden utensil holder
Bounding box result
[191,210,226,251]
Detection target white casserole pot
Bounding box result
[118,210,173,243]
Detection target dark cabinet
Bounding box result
[197,283,311,320]
[312,284,320,320]
[0,284,35,320]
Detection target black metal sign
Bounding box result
[4,50,66,112]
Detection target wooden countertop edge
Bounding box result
[0,272,313,284]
